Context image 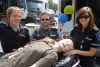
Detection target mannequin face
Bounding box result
[58,39,74,52]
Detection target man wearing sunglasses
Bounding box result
[31,11,59,40]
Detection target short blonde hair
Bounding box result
[39,11,51,19]
[6,6,21,19]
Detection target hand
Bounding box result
[17,47,24,51]
[64,50,79,56]
[42,37,55,44]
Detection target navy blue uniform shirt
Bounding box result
[0,23,30,53]
[70,26,98,67]
[31,27,59,40]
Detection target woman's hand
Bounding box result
[64,47,97,56]
[64,50,80,56]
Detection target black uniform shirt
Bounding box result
[70,26,98,67]
[70,26,97,50]
[31,27,59,40]
[0,23,30,53]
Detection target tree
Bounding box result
[48,0,58,10]
[53,3,58,10]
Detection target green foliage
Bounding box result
[48,0,58,10]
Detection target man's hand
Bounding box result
[42,37,55,45]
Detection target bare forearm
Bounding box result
[77,50,94,56]
[77,48,97,56]
[66,48,97,57]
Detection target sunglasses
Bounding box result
[41,18,50,21]
[79,15,90,19]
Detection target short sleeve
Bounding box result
[91,30,99,48]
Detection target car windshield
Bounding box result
[18,0,27,9]
[26,0,45,12]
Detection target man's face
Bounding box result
[9,10,21,27]
[40,15,50,27]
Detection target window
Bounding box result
[0,0,4,13]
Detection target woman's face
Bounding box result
[79,12,90,28]
[40,14,50,28]
[9,10,21,27]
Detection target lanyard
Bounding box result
[80,40,84,49]
[42,29,51,38]
[43,32,50,38]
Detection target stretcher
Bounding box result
[55,54,81,67]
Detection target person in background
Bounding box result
[31,11,59,40]
[0,6,30,53]
[0,37,74,67]
[65,6,98,67]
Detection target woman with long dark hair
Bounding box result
[66,6,98,67]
